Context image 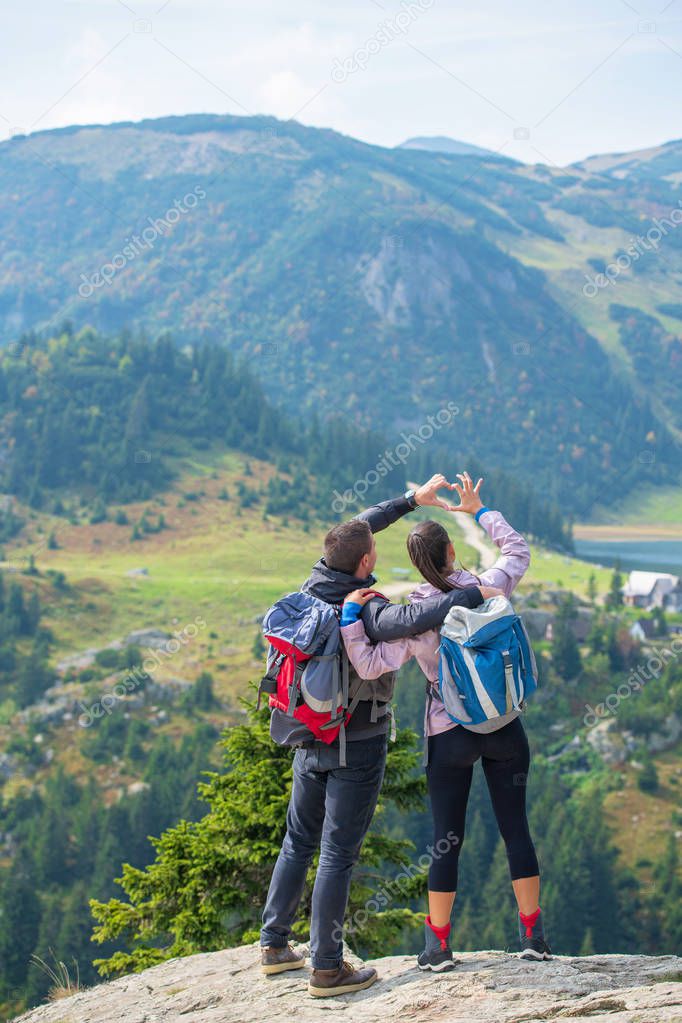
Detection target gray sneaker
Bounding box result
[418,916,456,972]
[519,936,553,961]
[308,960,378,997]
[261,944,306,975]
[518,908,552,961]
[417,946,456,972]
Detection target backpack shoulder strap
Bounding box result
[256,649,286,710]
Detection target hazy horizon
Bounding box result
[3,1,682,166]
[5,107,680,169]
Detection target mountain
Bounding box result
[397,135,505,159]
[572,137,682,181]
[0,114,680,513]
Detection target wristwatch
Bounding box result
[404,489,418,509]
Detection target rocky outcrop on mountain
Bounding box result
[13,944,682,1023]
[55,628,173,675]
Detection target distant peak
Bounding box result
[397,135,509,160]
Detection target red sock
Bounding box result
[519,907,541,938]
[426,915,451,951]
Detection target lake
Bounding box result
[573,539,682,575]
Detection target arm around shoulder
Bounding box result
[361,586,482,642]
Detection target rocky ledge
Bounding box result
[14,944,682,1023]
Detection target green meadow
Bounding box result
[3,452,616,703]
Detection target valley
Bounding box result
[0,114,680,1015]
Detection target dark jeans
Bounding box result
[426,718,539,891]
[260,733,387,969]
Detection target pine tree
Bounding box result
[653,835,682,952]
[0,858,42,989]
[91,702,426,977]
[184,671,216,711]
[252,631,266,661]
[651,607,667,636]
[15,643,53,708]
[637,759,659,794]
[551,596,582,680]
[606,561,624,609]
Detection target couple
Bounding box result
[259,473,550,998]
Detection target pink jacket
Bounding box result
[341,509,530,736]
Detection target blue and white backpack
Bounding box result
[437,595,538,729]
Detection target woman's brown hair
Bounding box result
[406,519,480,592]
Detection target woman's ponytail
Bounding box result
[407,521,454,592]
[407,519,481,591]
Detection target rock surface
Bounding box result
[13,944,682,1023]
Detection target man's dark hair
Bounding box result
[324,519,372,574]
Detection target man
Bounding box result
[260,475,502,997]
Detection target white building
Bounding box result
[622,571,681,611]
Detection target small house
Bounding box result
[622,571,679,610]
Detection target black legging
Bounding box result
[426,717,539,891]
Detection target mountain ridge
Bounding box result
[1,112,680,512]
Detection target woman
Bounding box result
[340,472,550,970]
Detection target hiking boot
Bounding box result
[417,946,456,971]
[261,943,306,975]
[417,915,456,972]
[519,936,553,960]
[518,907,552,961]
[308,960,378,997]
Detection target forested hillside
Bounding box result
[0,326,571,548]
[0,115,680,513]
[0,342,679,1017]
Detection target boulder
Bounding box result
[520,608,552,639]
[586,719,628,765]
[12,944,682,1023]
[123,628,172,649]
[646,712,681,754]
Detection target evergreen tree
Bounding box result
[252,631,266,661]
[551,596,582,680]
[606,561,624,610]
[637,760,659,794]
[184,671,216,711]
[15,643,53,708]
[90,702,425,977]
[0,859,42,990]
[651,607,667,636]
[653,835,682,953]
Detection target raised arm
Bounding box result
[356,474,460,535]
[476,509,530,596]
[451,472,530,598]
[355,495,414,535]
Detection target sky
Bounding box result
[2,0,682,165]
